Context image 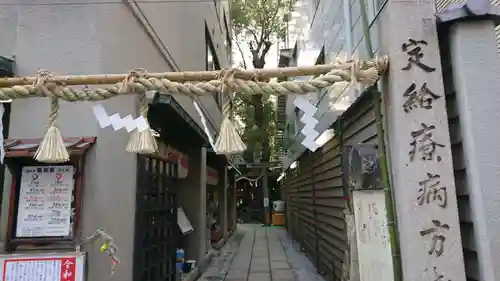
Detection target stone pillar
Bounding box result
[222,167,228,239]
[198,147,207,261]
[447,20,500,281]
[381,0,467,279]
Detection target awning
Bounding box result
[149,93,226,156]
[149,93,212,147]
[3,137,96,158]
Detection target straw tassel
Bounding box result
[214,68,246,155]
[117,69,157,154]
[34,96,70,163]
[126,92,158,154]
[33,71,70,163]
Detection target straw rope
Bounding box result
[0,56,389,162]
[0,57,388,102]
[215,67,247,154]
[32,70,70,163]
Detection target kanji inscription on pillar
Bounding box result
[384,0,467,280]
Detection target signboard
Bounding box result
[384,0,467,278]
[207,166,219,186]
[160,145,188,178]
[0,252,85,281]
[162,144,189,179]
[16,166,74,238]
[343,144,381,191]
[158,144,218,184]
[353,190,394,281]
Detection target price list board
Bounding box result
[1,253,85,281]
[15,165,74,238]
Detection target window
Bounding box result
[205,23,222,108]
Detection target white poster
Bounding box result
[177,207,194,235]
[0,252,85,281]
[16,166,74,238]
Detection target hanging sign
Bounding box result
[0,252,85,281]
[16,166,74,238]
[158,144,188,178]
[207,166,219,186]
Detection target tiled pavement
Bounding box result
[200,224,326,281]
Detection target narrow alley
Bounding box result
[200,225,326,281]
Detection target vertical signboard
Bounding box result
[384,0,467,279]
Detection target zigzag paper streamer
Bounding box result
[193,100,217,152]
[92,104,149,133]
[293,96,320,152]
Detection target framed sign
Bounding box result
[0,252,85,281]
[15,166,75,238]
[3,137,95,250]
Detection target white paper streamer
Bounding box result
[92,104,149,133]
[193,100,217,152]
[294,96,320,152]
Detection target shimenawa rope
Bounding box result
[0,57,388,163]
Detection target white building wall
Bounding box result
[0,0,231,139]
[0,2,230,281]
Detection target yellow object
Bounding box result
[272,213,285,226]
[100,243,109,252]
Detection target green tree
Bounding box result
[230,0,293,163]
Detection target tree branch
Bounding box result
[234,38,248,69]
[259,41,273,62]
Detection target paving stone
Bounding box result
[198,224,328,281]
[271,261,290,269]
[248,273,271,281]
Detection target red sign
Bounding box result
[2,257,77,281]
[60,258,76,281]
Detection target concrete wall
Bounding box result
[0,0,232,154]
[0,1,229,281]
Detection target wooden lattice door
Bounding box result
[133,155,179,281]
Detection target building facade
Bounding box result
[0,1,234,281]
[280,0,500,281]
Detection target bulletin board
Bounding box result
[0,252,85,281]
[15,165,75,238]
